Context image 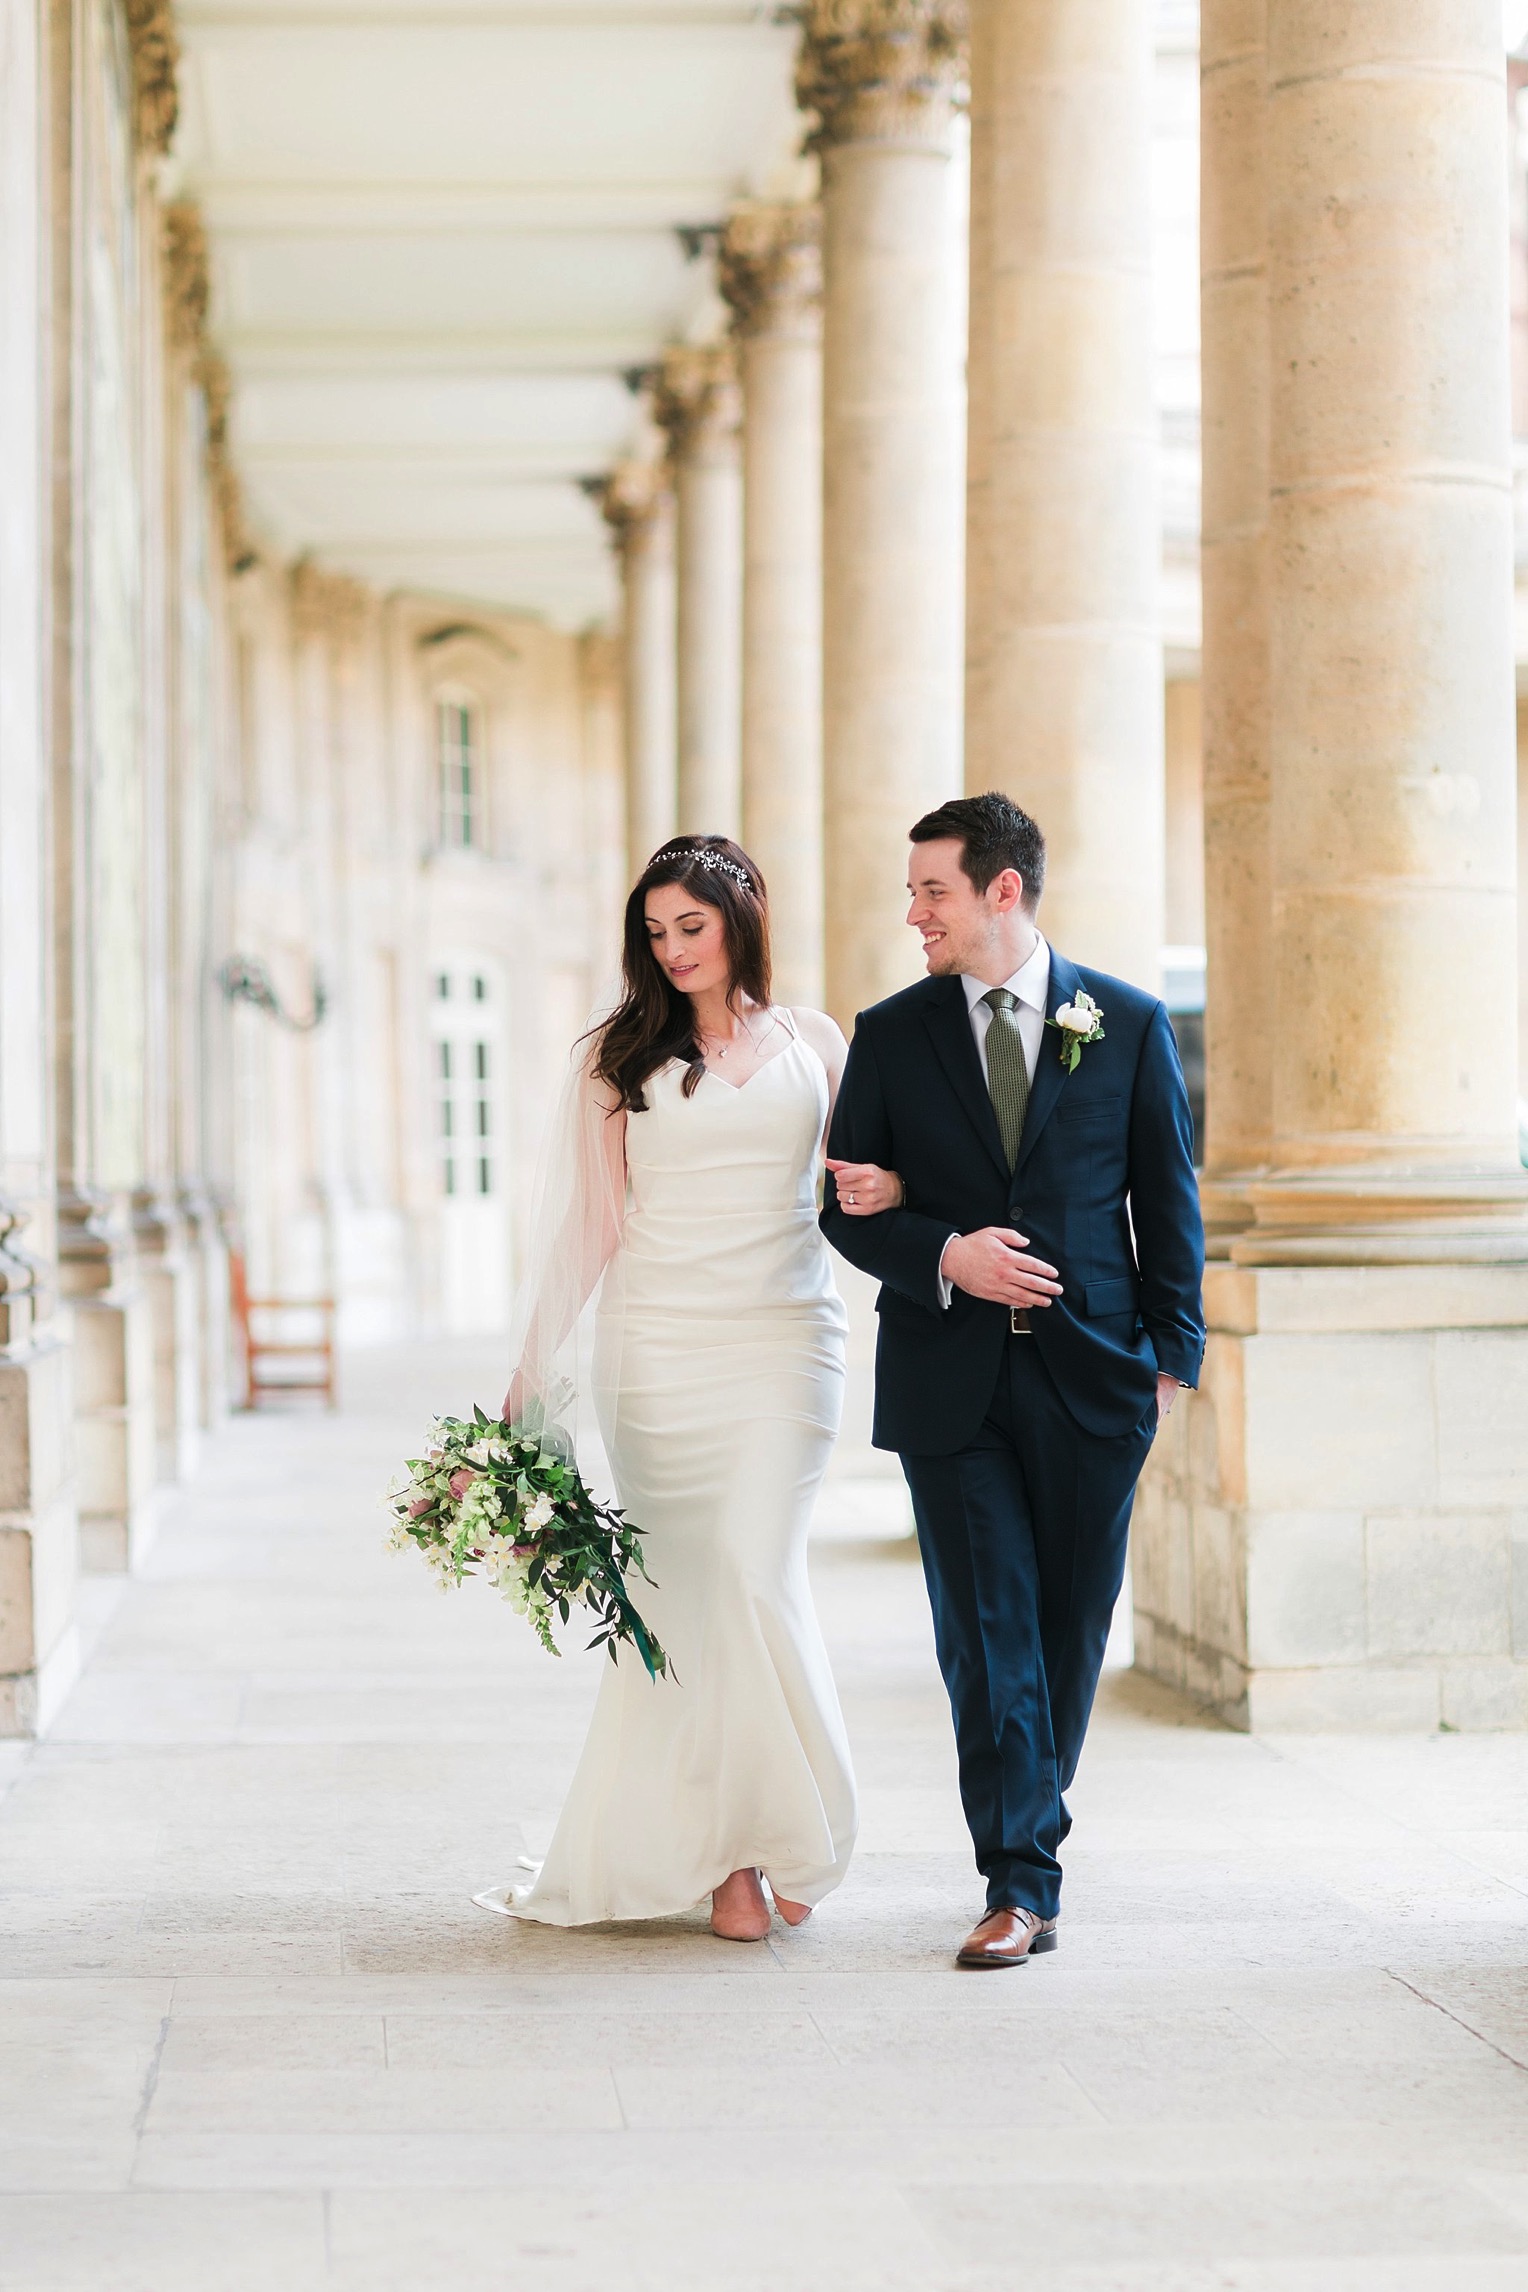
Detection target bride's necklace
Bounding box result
[700,1008,772,1063]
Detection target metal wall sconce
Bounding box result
[217,955,327,1031]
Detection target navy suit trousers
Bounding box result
[901,1334,1155,1919]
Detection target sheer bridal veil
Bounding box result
[503,1025,628,1471]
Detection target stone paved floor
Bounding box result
[3,1343,1528,2291]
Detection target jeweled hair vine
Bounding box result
[648,840,756,891]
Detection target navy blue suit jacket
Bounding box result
[820,952,1206,1450]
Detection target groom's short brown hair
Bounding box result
[909,792,1046,909]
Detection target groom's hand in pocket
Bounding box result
[942,1228,1063,1310]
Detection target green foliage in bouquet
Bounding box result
[387,1406,670,1681]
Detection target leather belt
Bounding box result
[1009,1307,1032,1336]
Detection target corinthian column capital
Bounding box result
[594,460,672,551]
[718,204,822,340]
[197,352,259,575]
[652,344,742,462]
[795,0,967,153]
[290,558,370,646]
[162,202,210,353]
[124,0,180,154]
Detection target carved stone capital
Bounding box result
[175,1179,222,1243]
[795,0,967,152]
[194,351,260,574]
[56,1184,131,1301]
[0,1196,40,1352]
[162,202,209,353]
[652,343,742,462]
[595,460,672,550]
[719,203,822,339]
[125,0,179,154]
[158,228,263,575]
[290,557,371,645]
[131,1185,188,1266]
[199,350,232,452]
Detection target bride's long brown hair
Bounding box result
[591,837,772,1113]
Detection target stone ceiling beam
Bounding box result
[195,184,742,234]
[223,334,665,376]
[239,445,627,471]
[178,1,769,22]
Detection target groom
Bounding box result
[821,793,1204,1967]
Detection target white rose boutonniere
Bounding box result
[1048,989,1105,1074]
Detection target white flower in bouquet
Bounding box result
[503,1558,552,1628]
[478,1538,518,1590]
[523,1491,556,1533]
[460,1482,499,1529]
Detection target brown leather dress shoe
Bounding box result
[956,1907,1058,1969]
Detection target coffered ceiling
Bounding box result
[170,0,810,624]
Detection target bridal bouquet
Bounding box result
[386,1408,670,1681]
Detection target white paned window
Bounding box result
[436,695,481,849]
[430,958,509,1335]
[434,967,495,1200]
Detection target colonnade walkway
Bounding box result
[3,1344,1528,2290]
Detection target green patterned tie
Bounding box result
[982,988,1030,1170]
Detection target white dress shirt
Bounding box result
[936,936,1050,1308]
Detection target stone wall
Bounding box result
[1136,1263,1528,1730]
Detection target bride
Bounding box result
[480,835,892,1941]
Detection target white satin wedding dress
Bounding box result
[479,1010,858,1924]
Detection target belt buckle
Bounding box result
[1009,1306,1031,1336]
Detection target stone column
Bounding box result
[1133,2,1528,1732]
[0,0,80,1733]
[1257,3,1518,1203]
[1519,704,1528,1143]
[653,345,743,841]
[963,0,1163,987]
[133,198,209,1490]
[288,562,364,1322]
[719,202,825,1008]
[53,0,159,1575]
[180,350,237,1438]
[797,0,966,1026]
[1197,0,1273,1219]
[597,461,677,883]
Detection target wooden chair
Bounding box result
[229,1249,338,1411]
